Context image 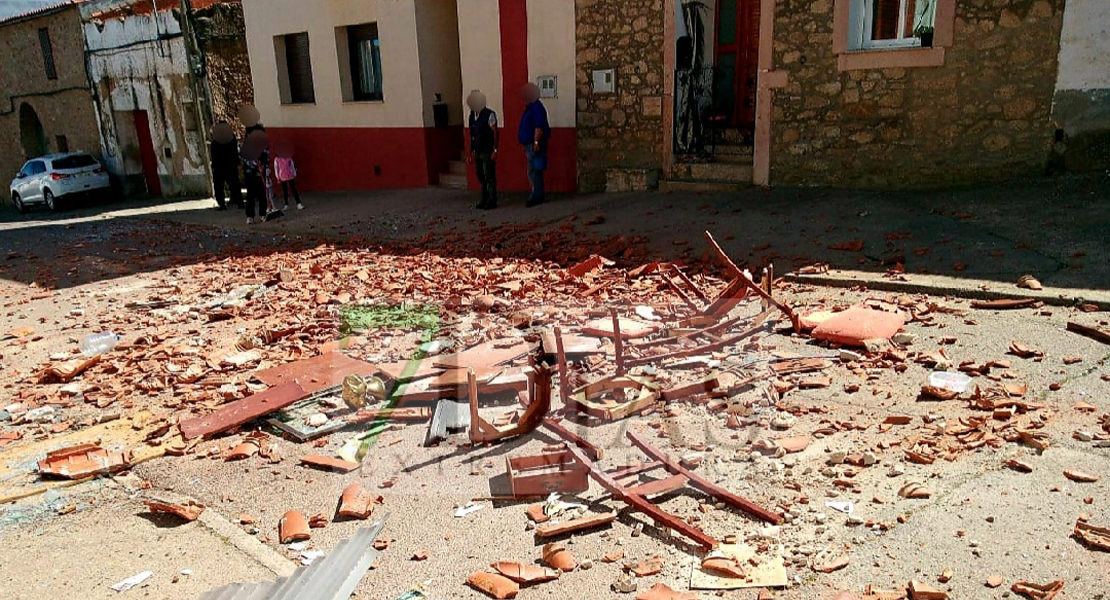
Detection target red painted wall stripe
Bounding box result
[498,0,531,192]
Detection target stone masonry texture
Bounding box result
[576,0,666,193]
[772,0,1065,188]
[0,7,102,187]
[193,1,253,138]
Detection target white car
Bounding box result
[10,152,111,213]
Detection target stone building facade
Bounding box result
[575,0,667,193]
[0,4,102,188]
[770,0,1066,187]
[193,0,253,137]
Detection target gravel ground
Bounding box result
[0,211,1108,599]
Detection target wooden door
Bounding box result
[714,0,761,132]
[132,110,162,196]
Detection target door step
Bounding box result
[671,162,753,183]
[659,179,747,193]
[439,173,468,190]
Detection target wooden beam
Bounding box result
[562,441,719,549]
[626,429,784,525]
[704,231,800,332]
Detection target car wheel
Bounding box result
[12,193,25,214]
[44,189,57,211]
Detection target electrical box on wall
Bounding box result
[537,75,557,98]
[592,69,615,94]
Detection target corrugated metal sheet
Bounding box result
[200,516,388,600]
[423,399,470,446]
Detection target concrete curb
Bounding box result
[786,269,1110,310]
[197,508,297,578]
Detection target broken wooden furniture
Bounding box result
[469,364,552,444]
[567,374,660,421]
[704,231,800,332]
[626,308,776,367]
[556,428,783,550]
[505,448,590,497]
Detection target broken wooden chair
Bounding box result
[557,429,783,550]
[468,364,552,444]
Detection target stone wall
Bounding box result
[193,1,253,137]
[0,7,101,184]
[771,0,1065,188]
[576,0,666,192]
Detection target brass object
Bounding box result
[342,375,367,410]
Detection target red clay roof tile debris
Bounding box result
[37,443,130,479]
[278,510,310,544]
[337,483,377,520]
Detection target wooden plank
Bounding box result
[252,353,376,395]
[1067,321,1110,346]
[562,442,719,550]
[607,460,664,480]
[625,474,688,497]
[534,511,617,537]
[543,419,603,461]
[627,429,783,525]
[704,277,749,316]
[179,382,307,440]
[627,310,772,367]
[670,264,710,302]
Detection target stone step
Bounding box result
[715,144,754,157]
[447,160,468,175]
[672,162,753,183]
[439,173,468,189]
[659,178,747,193]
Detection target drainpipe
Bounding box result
[178,0,214,198]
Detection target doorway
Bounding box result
[132,110,162,196]
[19,103,47,159]
[713,0,760,133]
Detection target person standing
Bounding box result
[209,122,242,210]
[466,90,499,210]
[241,130,270,225]
[517,83,551,207]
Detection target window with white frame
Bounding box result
[848,0,936,50]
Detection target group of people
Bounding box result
[467,82,552,210]
[209,111,304,225]
[207,84,551,220]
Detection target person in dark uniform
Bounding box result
[209,122,242,210]
[466,90,499,210]
[517,83,550,207]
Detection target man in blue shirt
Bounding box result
[517,83,551,207]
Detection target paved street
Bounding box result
[0,179,1107,599]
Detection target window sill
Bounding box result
[342,100,385,105]
[837,46,945,71]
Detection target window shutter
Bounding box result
[285,33,315,104]
[38,28,57,80]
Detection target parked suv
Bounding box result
[10,152,111,213]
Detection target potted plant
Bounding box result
[915,25,935,47]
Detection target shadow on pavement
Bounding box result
[1,172,1107,292]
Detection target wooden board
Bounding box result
[252,352,377,394]
[179,382,307,440]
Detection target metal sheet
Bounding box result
[200,516,388,600]
[423,399,470,446]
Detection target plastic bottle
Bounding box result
[79,332,120,357]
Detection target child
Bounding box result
[273,141,303,211]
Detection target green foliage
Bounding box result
[338,303,440,334]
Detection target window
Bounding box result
[338,23,383,102]
[27,161,46,176]
[52,154,97,170]
[38,28,56,80]
[850,0,936,50]
[55,135,69,153]
[274,32,315,104]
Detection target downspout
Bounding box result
[179,0,214,198]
